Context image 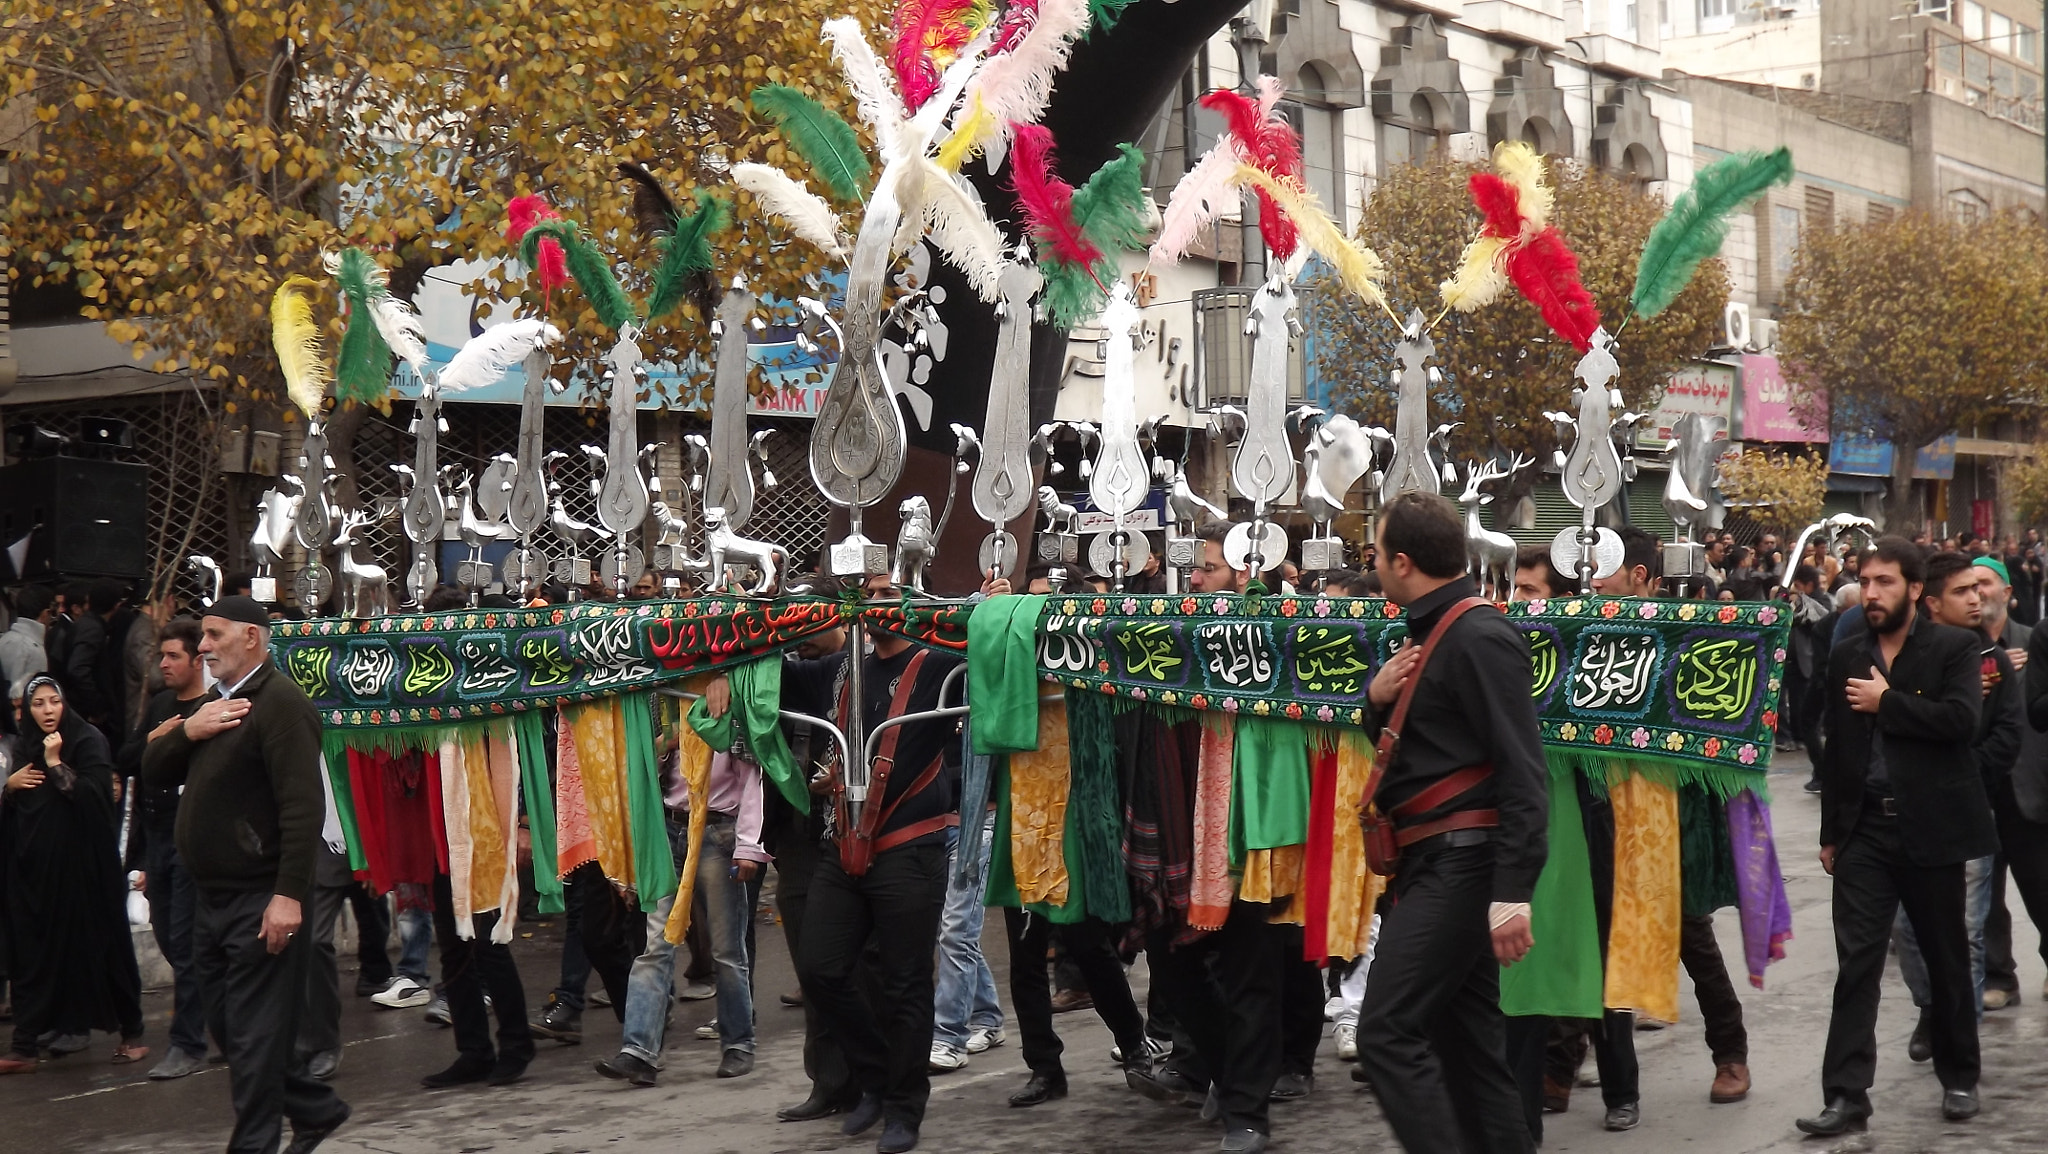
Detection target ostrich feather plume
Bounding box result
[732,163,848,261]
[270,276,330,419]
[1236,167,1388,314]
[518,219,637,333]
[645,189,729,324]
[1631,146,1792,319]
[438,320,561,395]
[912,158,1006,301]
[824,18,908,157]
[962,0,1090,165]
[1148,143,1243,271]
[750,85,873,203]
[1491,141,1553,231]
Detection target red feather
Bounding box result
[1504,226,1602,351]
[1254,190,1298,262]
[1468,172,1526,239]
[505,195,568,298]
[1009,123,1103,269]
[1199,87,1302,182]
[991,0,1039,54]
[892,0,976,112]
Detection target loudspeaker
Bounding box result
[0,457,152,580]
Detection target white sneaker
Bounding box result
[695,1019,719,1040]
[929,1043,969,1073]
[1335,1022,1358,1061]
[966,1025,1006,1054]
[371,977,432,1009]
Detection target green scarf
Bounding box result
[514,709,563,914]
[686,657,807,813]
[1066,690,1131,924]
[1228,714,1311,867]
[969,594,1048,755]
[1680,782,1738,917]
[1499,764,1604,1018]
[622,693,678,911]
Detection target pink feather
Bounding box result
[1148,143,1241,270]
[892,0,976,112]
[1009,122,1102,269]
[505,195,567,298]
[990,0,1040,54]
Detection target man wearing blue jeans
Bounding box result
[596,750,768,1085]
[930,812,1004,1071]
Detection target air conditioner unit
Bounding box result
[1722,301,1751,348]
[1750,317,1779,350]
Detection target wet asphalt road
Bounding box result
[9,748,2048,1153]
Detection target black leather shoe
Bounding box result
[592,1051,657,1087]
[1125,1059,1177,1102]
[1268,1072,1312,1102]
[1152,1065,1200,1096]
[487,1056,528,1086]
[777,1092,853,1122]
[842,1092,886,1136]
[1219,1128,1269,1154]
[530,994,582,1045]
[1009,1071,1069,1107]
[421,1056,493,1089]
[1942,1088,1980,1121]
[877,1119,920,1153]
[1909,1008,1933,1063]
[1795,1097,1870,1136]
[283,1102,351,1154]
[306,1049,340,1081]
[1199,1085,1222,1124]
[1604,1102,1641,1131]
[355,974,392,997]
[716,1049,754,1079]
[1350,1063,1372,1087]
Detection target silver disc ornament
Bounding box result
[293,562,334,610]
[977,531,1019,581]
[500,546,552,591]
[1088,530,1149,578]
[1223,522,1288,575]
[600,544,647,588]
[1550,525,1624,582]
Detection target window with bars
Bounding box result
[1804,186,1835,233]
[1867,201,1896,225]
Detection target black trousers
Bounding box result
[1821,812,1979,1110]
[1356,843,1533,1154]
[797,840,948,1129]
[549,868,591,1010]
[1983,779,2048,994]
[349,883,393,987]
[295,879,349,1060]
[1163,899,1283,1135]
[430,872,534,1067]
[572,862,646,1020]
[1680,913,1748,1065]
[1276,925,1325,1079]
[1005,909,1147,1079]
[193,888,347,1154]
[776,830,858,1102]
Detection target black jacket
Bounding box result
[141,661,326,902]
[1819,613,1996,866]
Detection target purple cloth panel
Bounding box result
[1726,788,1794,988]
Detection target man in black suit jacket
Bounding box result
[1798,539,1995,1137]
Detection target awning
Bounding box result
[1826,473,1887,494]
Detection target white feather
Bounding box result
[823,18,907,159]
[370,294,429,377]
[437,319,561,395]
[962,0,1091,164]
[732,163,849,262]
[1148,143,1248,272]
[911,158,1004,302]
[1257,74,1286,120]
[889,159,931,259]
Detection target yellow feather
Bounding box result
[936,92,991,173]
[1235,166,1391,316]
[1492,140,1553,231]
[1439,234,1510,313]
[270,275,331,419]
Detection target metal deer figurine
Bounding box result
[1227,277,1300,578]
[1458,454,1534,599]
[967,259,1043,581]
[1090,282,1150,589]
[334,507,393,618]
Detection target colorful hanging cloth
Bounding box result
[968,594,1049,755]
[563,698,635,890]
[1009,701,1074,906]
[1726,788,1794,987]
[513,711,562,914]
[1189,717,1236,931]
[623,693,678,911]
[1604,771,1682,1022]
[1499,764,1604,1018]
[1066,690,1130,924]
[662,708,715,945]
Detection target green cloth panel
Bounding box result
[514,710,563,915]
[969,594,1048,755]
[1227,714,1311,868]
[621,693,678,911]
[1679,782,1739,917]
[687,658,807,813]
[1500,763,1604,1018]
[321,730,367,872]
[1066,690,1130,924]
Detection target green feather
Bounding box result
[332,247,393,405]
[1630,147,1793,319]
[1040,144,1149,331]
[519,218,638,332]
[1087,0,1137,33]
[646,190,730,324]
[750,84,872,204]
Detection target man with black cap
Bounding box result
[142,596,350,1154]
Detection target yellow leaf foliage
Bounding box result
[1715,448,1827,534]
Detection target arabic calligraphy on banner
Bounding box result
[1036,592,1790,774]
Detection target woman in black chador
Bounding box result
[1,674,147,1072]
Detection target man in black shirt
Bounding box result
[1354,492,1547,1154]
[780,573,977,1154]
[1799,539,1992,1136]
[119,618,213,1080]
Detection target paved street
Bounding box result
[8,749,2047,1153]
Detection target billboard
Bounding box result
[1739,354,1827,443]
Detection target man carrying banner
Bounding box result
[1353,493,1549,1154]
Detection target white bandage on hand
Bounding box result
[1488,902,1532,931]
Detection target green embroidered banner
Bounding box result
[280,592,1788,778]
[1034,591,1790,776]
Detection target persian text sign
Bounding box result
[1641,361,1736,446]
[1035,592,1790,774]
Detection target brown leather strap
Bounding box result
[848,649,932,846]
[1359,596,1491,817]
[1394,809,1501,848]
[873,811,961,854]
[1389,763,1493,820]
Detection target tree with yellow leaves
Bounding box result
[1715,448,1827,536]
